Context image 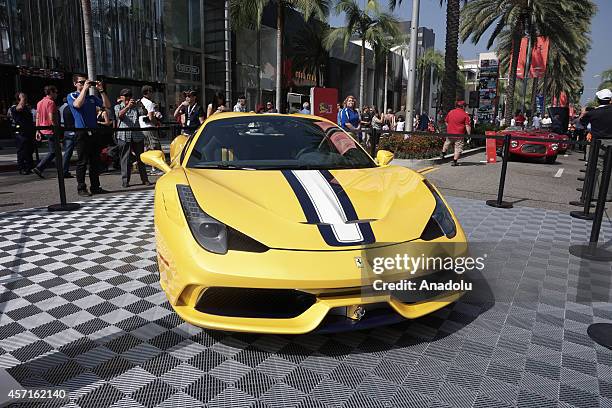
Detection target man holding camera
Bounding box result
[67,74,111,197]
[115,89,150,188]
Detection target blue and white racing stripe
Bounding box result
[282,170,375,246]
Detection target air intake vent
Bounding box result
[195,288,316,318]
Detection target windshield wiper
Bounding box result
[192,164,255,170]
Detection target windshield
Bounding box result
[186,116,376,170]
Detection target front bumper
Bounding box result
[157,229,469,334]
[171,282,466,335]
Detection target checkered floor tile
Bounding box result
[1,191,611,408]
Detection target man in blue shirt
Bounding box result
[299,102,311,115]
[68,74,111,196]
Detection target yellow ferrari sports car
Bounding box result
[142,112,469,334]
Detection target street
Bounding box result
[424,150,588,213]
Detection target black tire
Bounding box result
[544,155,557,164]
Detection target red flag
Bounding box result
[515,38,529,79]
[529,37,549,79]
[512,37,549,79]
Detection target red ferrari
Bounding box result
[496,127,561,164]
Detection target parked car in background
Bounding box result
[495,126,560,164]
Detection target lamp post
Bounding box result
[405,0,420,131]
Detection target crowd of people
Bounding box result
[6,76,285,195]
[7,76,166,196]
[9,80,609,191]
[335,94,472,165]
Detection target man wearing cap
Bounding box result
[441,100,471,166]
[580,89,612,141]
[115,88,150,188]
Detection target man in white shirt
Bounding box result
[532,113,542,129]
[541,113,552,128]
[139,85,162,151]
[233,95,246,112]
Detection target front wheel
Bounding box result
[544,155,557,164]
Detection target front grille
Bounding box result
[195,288,316,318]
[521,144,546,154]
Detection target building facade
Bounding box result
[0,1,434,136]
[0,0,232,124]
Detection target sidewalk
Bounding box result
[0,138,171,172]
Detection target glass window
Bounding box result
[187,116,376,170]
[166,0,201,48]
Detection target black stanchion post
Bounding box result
[486,133,513,208]
[570,138,601,220]
[48,126,80,212]
[569,144,612,261]
[570,140,592,207]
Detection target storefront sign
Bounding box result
[18,66,64,79]
[176,63,199,75]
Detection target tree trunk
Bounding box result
[275,2,283,112]
[359,38,366,109]
[441,0,460,114]
[530,76,539,114]
[383,53,389,113]
[504,23,523,124]
[542,63,549,111]
[80,0,96,95]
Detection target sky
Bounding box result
[329,0,612,105]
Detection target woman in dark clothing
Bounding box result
[206,92,228,118]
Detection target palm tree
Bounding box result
[229,0,329,112]
[325,0,400,108]
[80,0,97,89]
[461,0,595,122]
[598,68,612,91]
[291,19,329,87]
[390,0,465,116]
[417,49,444,114]
[371,30,406,112]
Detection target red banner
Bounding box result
[513,36,549,79]
[515,38,528,79]
[530,37,549,79]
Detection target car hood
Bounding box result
[183,166,436,250]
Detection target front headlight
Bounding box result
[510,141,518,148]
[551,143,559,150]
[422,180,457,239]
[177,185,228,254]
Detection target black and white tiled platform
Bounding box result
[1,191,611,408]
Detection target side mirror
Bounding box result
[141,150,171,174]
[376,150,394,166]
[169,134,189,167]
